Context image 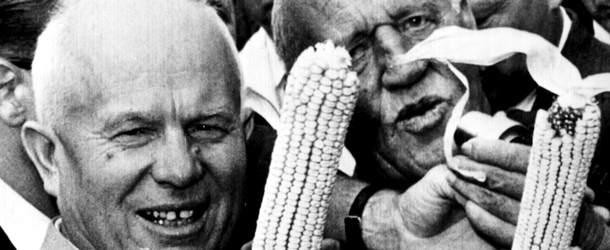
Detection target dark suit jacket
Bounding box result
[0,226,16,250]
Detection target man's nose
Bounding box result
[152,129,203,189]
[374,26,428,90]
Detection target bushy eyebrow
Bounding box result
[182,109,240,126]
[388,2,441,20]
[99,112,163,134]
[99,108,240,134]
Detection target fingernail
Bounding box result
[461,140,473,155]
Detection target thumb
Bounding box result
[398,165,466,237]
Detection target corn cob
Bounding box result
[512,95,601,250]
[252,41,358,250]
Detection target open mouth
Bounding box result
[136,198,210,230]
[138,209,204,227]
[395,96,450,134]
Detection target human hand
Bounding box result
[447,138,528,247]
[360,165,494,250]
[448,138,600,248]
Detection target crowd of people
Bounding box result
[1,0,610,249]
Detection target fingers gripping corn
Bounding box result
[513,95,601,250]
[252,41,359,250]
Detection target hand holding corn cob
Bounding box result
[252,41,358,250]
[447,95,602,249]
[512,95,601,250]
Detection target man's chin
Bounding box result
[380,134,447,183]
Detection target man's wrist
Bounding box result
[359,188,403,250]
[345,185,385,250]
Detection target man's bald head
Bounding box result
[33,0,241,129]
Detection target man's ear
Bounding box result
[453,0,477,30]
[21,121,60,198]
[0,60,30,127]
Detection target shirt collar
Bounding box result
[52,217,80,250]
[0,178,50,250]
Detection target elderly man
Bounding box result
[22,0,248,249]
[273,0,610,249]
[0,1,59,249]
[272,0,497,249]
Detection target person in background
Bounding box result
[237,0,358,244]
[582,0,610,42]
[24,0,249,248]
[0,1,59,249]
[236,1,283,243]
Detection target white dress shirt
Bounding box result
[0,178,50,250]
[241,28,356,176]
[594,20,610,45]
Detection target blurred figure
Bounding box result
[582,0,610,42]
[0,1,59,249]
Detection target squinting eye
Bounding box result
[113,128,155,146]
[188,124,227,141]
[399,15,432,33]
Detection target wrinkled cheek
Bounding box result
[204,135,247,191]
[355,84,384,121]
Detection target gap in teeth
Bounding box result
[146,210,195,221]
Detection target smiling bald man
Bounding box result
[23,0,247,249]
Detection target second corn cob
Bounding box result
[513,95,601,250]
[252,41,359,250]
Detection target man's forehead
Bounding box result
[71,66,241,130]
[63,1,236,81]
[38,0,241,123]
[280,0,454,42]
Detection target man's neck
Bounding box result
[0,124,58,218]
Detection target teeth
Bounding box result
[166,211,176,220]
[179,210,192,219]
[145,209,195,225]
